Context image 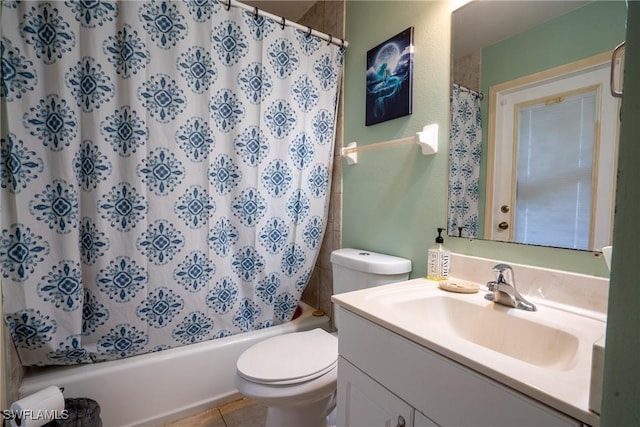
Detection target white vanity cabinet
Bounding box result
[336,308,583,427]
[338,356,437,427]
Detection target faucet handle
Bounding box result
[491,264,516,288]
[486,280,498,291]
[492,263,512,273]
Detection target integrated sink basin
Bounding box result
[387,295,579,370]
[332,277,607,426]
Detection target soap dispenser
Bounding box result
[427,228,450,281]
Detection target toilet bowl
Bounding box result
[235,249,412,427]
[235,328,338,427]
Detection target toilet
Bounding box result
[235,248,411,427]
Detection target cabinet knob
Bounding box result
[396,415,406,427]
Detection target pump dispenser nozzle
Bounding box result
[427,227,450,281]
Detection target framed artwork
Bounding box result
[365,27,414,126]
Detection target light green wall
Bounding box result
[343,1,451,278]
[344,1,610,279]
[482,1,626,89]
[602,2,640,424]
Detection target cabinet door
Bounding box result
[337,357,413,427]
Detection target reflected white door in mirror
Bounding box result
[486,53,619,251]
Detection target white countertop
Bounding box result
[332,278,606,426]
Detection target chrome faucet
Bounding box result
[485,264,537,311]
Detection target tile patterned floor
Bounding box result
[165,397,267,427]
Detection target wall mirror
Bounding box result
[449,0,627,252]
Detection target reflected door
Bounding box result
[487,60,618,250]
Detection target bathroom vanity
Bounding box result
[332,256,607,427]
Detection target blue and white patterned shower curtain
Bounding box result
[0,0,343,366]
[448,84,481,238]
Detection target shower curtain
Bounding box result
[0,0,344,366]
[448,84,481,238]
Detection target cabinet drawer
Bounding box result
[338,309,581,427]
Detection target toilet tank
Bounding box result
[331,248,411,329]
[331,248,412,294]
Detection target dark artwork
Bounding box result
[366,27,414,126]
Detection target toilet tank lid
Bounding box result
[330,248,412,275]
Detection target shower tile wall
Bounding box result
[1,268,22,404]
[453,50,481,92]
[298,0,345,327]
[7,338,23,404]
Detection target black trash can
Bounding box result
[44,398,102,427]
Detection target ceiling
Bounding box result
[244,1,593,57]
[453,0,590,57]
[242,0,591,39]
[241,0,317,22]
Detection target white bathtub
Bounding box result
[19,302,330,426]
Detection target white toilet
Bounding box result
[235,248,411,427]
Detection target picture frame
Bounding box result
[365,27,414,126]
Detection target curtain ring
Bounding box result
[306,26,312,37]
[253,6,258,19]
[225,0,231,11]
[327,34,333,46]
[280,16,286,30]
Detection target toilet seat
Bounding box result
[237,328,337,385]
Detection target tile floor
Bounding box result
[165,397,267,427]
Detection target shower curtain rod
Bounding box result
[453,83,484,100]
[222,0,349,48]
